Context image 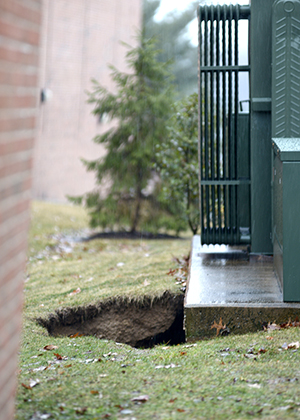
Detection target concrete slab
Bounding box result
[185,236,300,341]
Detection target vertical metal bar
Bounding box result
[228,5,233,244]
[204,6,209,243]
[234,5,239,243]
[199,7,204,241]
[210,5,215,243]
[222,5,227,243]
[216,5,221,243]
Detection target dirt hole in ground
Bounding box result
[37,291,185,348]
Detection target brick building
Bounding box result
[33,0,141,202]
[0,1,42,419]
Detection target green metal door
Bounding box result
[198,4,251,245]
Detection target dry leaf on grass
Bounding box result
[43,345,58,351]
[264,318,300,331]
[22,379,40,390]
[75,407,87,415]
[30,412,51,420]
[155,363,180,369]
[69,287,81,296]
[264,322,281,331]
[21,383,32,390]
[282,341,300,350]
[54,353,65,360]
[131,395,149,403]
[32,366,48,372]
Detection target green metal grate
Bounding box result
[198,4,251,245]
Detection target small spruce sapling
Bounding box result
[69,34,179,234]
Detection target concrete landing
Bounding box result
[184,235,300,341]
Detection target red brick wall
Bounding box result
[33,0,141,202]
[0,1,42,419]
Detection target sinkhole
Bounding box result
[37,291,185,348]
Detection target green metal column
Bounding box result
[272,0,300,137]
[272,0,300,301]
[250,0,273,253]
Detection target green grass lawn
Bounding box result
[16,201,300,419]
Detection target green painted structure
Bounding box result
[198,0,300,302]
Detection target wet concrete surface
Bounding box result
[185,235,300,341]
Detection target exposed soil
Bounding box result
[37,291,185,348]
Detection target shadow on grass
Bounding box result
[83,230,183,241]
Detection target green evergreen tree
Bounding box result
[143,0,199,96]
[69,34,181,234]
[155,93,199,234]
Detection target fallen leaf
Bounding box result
[264,322,281,331]
[169,398,177,403]
[155,363,180,369]
[30,412,52,420]
[211,318,226,336]
[248,383,261,389]
[131,395,149,403]
[167,268,178,276]
[32,366,48,372]
[257,408,264,414]
[75,407,87,415]
[69,333,84,338]
[287,342,300,349]
[69,287,81,296]
[22,379,40,390]
[278,405,294,411]
[44,345,58,351]
[143,279,150,286]
[244,354,257,360]
[177,408,185,412]
[22,383,32,390]
[30,379,40,388]
[90,390,99,395]
[266,336,274,340]
[54,353,63,360]
[180,351,187,356]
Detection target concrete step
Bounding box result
[184,235,300,341]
